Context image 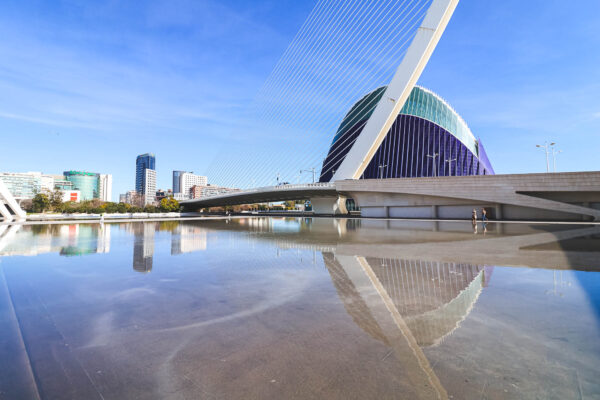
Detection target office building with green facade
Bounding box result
[64,171,99,201]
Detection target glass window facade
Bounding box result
[173,170,185,194]
[319,85,494,182]
[136,153,156,194]
[54,180,74,190]
[64,171,99,201]
[0,173,41,199]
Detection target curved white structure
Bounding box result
[0,179,26,222]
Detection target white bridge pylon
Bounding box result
[0,179,26,222]
[332,0,459,181]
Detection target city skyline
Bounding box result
[1,1,599,197]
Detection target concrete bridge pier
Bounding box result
[310,195,348,215]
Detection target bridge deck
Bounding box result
[180,172,600,221]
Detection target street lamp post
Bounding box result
[445,158,457,176]
[426,153,439,177]
[300,168,316,184]
[378,164,387,179]
[536,142,555,172]
[551,148,562,172]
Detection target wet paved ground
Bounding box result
[0,218,599,399]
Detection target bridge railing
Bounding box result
[250,182,335,192]
[183,182,336,202]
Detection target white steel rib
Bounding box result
[332,0,459,180]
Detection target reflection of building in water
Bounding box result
[171,225,207,255]
[323,253,491,347]
[60,225,101,256]
[133,223,155,273]
[0,224,111,257]
[97,224,111,253]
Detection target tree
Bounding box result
[50,188,63,211]
[143,205,159,213]
[102,202,119,213]
[159,197,180,212]
[20,199,33,212]
[60,202,77,214]
[31,193,50,213]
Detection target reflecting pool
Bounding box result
[0,218,599,399]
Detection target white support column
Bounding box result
[332,0,459,181]
[0,202,13,222]
[0,179,26,220]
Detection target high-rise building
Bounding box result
[98,174,113,202]
[180,172,207,198]
[64,171,100,201]
[172,170,185,194]
[136,153,155,194]
[144,169,157,205]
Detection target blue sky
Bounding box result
[1,0,599,200]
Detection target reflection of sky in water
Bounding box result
[0,218,599,399]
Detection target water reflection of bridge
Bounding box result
[325,254,489,347]
[1,218,600,399]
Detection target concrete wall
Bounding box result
[438,205,486,220]
[339,172,600,222]
[501,205,581,222]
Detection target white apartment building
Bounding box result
[144,169,157,205]
[98,174,113,202]
[179,173,207,197]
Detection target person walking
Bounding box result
[471,209,477,224]
[481,208,487,222]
